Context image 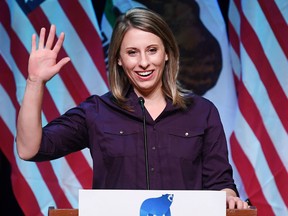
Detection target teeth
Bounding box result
[138,71,152,77]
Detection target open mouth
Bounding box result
[137,70,153,77]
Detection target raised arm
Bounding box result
[16,25,70,160]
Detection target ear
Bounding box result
[165,53,168,61]
[117,58,122,66]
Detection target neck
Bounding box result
[135,89,166,120]
[134,84,164,102]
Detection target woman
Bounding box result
[16,7,248,209]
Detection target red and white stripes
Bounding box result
[0,1,108,215]
[229,0,288,215]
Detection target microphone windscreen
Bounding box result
[138,97,145,105]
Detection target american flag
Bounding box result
[0,0,108,215]
[228,0,288,215]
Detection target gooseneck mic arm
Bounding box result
[138,97,150,190]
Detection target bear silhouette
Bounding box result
[140,194,174,216]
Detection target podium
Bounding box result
[48,207,257,216]
[48,189,257,215]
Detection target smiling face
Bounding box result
[118,28,168,97]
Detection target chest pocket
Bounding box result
[167,128,204,160]
[101,125,140,157]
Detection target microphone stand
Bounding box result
[138,97,150,190]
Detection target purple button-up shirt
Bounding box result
[32,89,237,193]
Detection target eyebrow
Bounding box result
[123,44,160,50]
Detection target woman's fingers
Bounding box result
[31,25,66,57]
[29,25,69,82]
[53,32,65,53]
[35,25,59,51]
[45,24,56,49]
[53,57,71,74]
[227,196,249,209]
[38,27,46,49]
[31,34,37,52]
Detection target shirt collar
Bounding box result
[100,86,184,121]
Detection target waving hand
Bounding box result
[28,24,70,83]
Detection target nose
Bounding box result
[139,53,149,69]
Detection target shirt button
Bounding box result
[185,132,189,136]
[150,167,155,172]
[152,146,156,150]
[119,130,124,134]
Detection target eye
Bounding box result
[148,47,157,54]
[127,49,137,56]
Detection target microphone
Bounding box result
[138,97,150,190]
